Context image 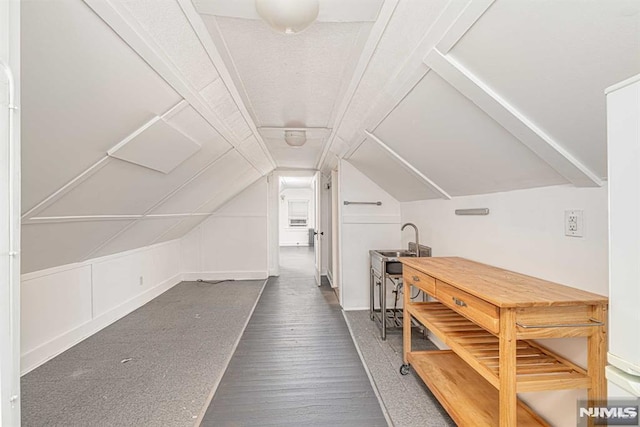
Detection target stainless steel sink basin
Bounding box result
[376,250,416,259]
[370,249,417,275]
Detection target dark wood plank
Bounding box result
[202,248,388,427]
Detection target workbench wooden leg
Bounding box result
[499,308,517,427]
[403,281,411,365]
[587,304,607,407]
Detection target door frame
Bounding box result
[0,1,21,424]
[268,169,321,278]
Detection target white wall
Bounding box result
[21,239,182,375]
[182,177,269,280]
[278,187,314,247]
[340,160,402,310]
[401,184,609,427]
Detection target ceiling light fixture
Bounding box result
[255,0,319,35]
[284,130,307,147]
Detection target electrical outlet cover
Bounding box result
[565,210,584,237]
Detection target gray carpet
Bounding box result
[202,247,388,427]
[344,311,455,427]
[21,279,265,427]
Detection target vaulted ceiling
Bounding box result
[21,0,640,272]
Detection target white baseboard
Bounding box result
[21,273,183,375]
[343,306,370,311]
[182,271,268,281]
[279,243,309,247]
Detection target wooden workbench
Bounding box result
[400,257,608,426]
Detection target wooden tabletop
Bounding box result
[400,257,607,308]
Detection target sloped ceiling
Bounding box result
[341,0,640,200]
[21,0,271,273]
[21,0,640,273]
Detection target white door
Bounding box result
[313,171,322,285]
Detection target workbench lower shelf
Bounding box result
[407,302,591,392]
[407,350,549,427]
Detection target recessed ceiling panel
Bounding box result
[206,16,372,128]
[91,218,183,259]
[21,220,134,273]
[21,0,181,213]
[151,150,256,214]
[108,117,201,174]
[163,103,233,154]
[375,71,567,196]
[348,139,440,202]
[450,0,640,178]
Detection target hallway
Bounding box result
[202,246,387,426]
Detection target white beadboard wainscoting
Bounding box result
[21,239,182,374]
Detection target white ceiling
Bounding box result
[197,2,378,171]
[449,0,640,179]
[20,0,640,273]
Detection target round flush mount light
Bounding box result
[255,0,319,35]
[284,130,307,147]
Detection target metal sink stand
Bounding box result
[369,262,403,341]
[369,243,431,340]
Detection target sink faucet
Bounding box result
[401,223,420,256]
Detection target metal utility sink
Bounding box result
[369,243,432,340]
[370,249,416,274]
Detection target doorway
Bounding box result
[272,171,324,284]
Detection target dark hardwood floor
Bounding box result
[201,247,387,427]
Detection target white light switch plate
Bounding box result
[565,210,583,237]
